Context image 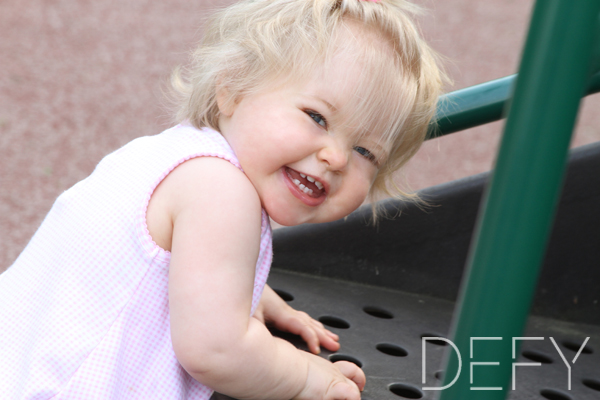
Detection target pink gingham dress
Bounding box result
[0,124,273,399]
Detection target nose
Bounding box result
[317,139,349,172]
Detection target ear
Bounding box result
[215,82,237,117]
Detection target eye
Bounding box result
[354,146,378,165]
[305,110,327,128]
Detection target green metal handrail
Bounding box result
[435,1,600,400]
[427,70,600,139]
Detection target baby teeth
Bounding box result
[289,170,323,193]
[297,183,313,194]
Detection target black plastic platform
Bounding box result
[212,142,600,400]
[212,269,599,400]
[267,270,600,400]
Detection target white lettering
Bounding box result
[422,337,462,390]
[550,337,590,390]
[511,337,544,390]
[470,337,502,390]
[421,336,592,392]
[512,363,540,390]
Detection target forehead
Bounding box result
[309,49,364,108]
[300,24,410,145]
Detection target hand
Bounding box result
[294,353,366,400]
[254,285,340,354]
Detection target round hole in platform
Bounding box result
[376,343,408,357]
[540,388,573,400]
[388,383,423,399]
[272,288,294,302]
[562,340,593,354]
[329,353,363,368]
[583,378,600,391]
[318,315,350,329]
[363,306,394,319]
[522,350,553,364]
[420,333,448,346]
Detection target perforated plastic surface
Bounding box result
[212,269,600,400]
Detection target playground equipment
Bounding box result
[214,0,600,398]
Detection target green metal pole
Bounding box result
[428,69,600,139]
[429,75,515,138]
[436,1,600,400]
[428,13,600,140]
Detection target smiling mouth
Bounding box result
[285,167,326,199]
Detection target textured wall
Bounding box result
[1,0,599,271]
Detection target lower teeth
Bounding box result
[287,169,324,196]
[289,172,314,195]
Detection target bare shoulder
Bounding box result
[147,156,261,252]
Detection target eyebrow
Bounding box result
[310,95,337,113]
[322,99,337,112]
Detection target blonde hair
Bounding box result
[172,0,445,212]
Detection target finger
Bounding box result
[325,329,339,340]
[334,361,366,391]
[285,317,321,354]
[314,326,340,352]
[301,326,321,354]
[293,313,335,354]
[306,317,339,344]
[303,314,338,339]
[328,381,361,400]
[304,319,341,353]
[309,317,325,329]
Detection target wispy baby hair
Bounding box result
[172,0,445,208]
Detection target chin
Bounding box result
[270,214,308,227]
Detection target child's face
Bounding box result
[218,49,386,226]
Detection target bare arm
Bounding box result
[163,157,364,400]
[254,284,340,355]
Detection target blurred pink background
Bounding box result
[1,0,599,271]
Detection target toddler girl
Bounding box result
[0,0,443,398]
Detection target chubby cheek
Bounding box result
[346,188,370,214]
[329,181,372,220]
